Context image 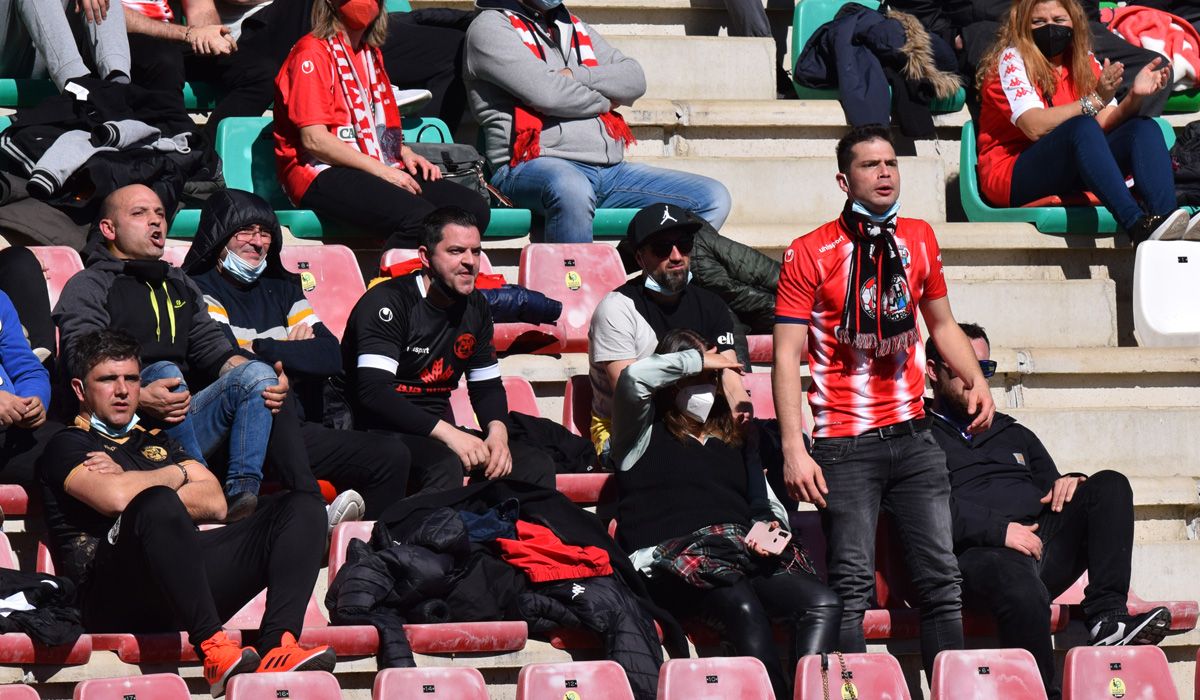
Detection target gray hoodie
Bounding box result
[464,0,647,170]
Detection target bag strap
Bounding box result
[820,651,854,700]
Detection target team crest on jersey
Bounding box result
[141,446,168,462]
[784,248,795,263]
[858,274,912,322]
[301,59,315,75]
[454,333,476,360]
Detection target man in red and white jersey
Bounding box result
[771,124,995,681]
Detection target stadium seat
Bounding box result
[930,648,1047,700]
[794,651,911,700]
[278,245,365,340]
[0,79,56,109]
[0,686,38,699]
[789,0,965,112]
[449,376,540,430]
[741,372,776,420]
[747,334,773,364]
[555,473,613,504]
[29,245,83,309]
[1053,573,1198,632]
[516,660,635,700]
[1133,241,1200,347]
[518,243,628,352]
[0,534,92,664]
[226,671,341,700]
[159,244,189,268]
[74,673,190,700]
[562,374,591,437]
[0,484,29,517]
[385,0,412,11]
[656,657,774,699]
[214,117,531,239]
[381,248,495,275]
[1062,646,1178,700]
[373,667,488,699]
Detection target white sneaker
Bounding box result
[326,489,364,534]
[1149,209,1189,241]
[1183,211,1200,241]
[392,88,433,116]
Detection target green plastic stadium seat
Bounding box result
[385,0,412,11]
[790,0,965,113]
[1165,89,1200,114]
[0,78,56,108]
[958,118,1185,234]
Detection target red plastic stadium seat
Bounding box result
[29,245,83,309]
[1054,573,1198,632]
[740,373,776,420]
[381,248,495,274]
[329,520,376,584]
[555,474,613,505]
[0,534,92,665]
[0,686,39,699]
[1022,192,1103,208]
[795,652,911,700]
[931,648,1047,700]
[226,671,341,700]
[74,673,190,700]
[1063,646,1178,700]
[516,660,635,700]
[449,376,540,430]
[279,245,364,340]
[159,244,189,268]
[518,243,627,352]
[373,667,489,699]
[0,484,29,517]
[657,657,773,699]
[562,374,591,437]
[747,334,773,364]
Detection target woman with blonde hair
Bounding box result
[611,328,841,699]
[273,0,490,248]
[975,0,1194,243]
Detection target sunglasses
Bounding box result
[647,236,694,257]
[938,359,997,379]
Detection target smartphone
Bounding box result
[745,521,792,555]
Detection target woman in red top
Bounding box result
[273,0,490,248]
[975,0,1194,243]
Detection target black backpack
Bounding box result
[1170,120,1200,206]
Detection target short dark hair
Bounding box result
[835,124,894,174]
[926,322,989,367]
[655,327,709,355]
[418,207,480,253]
[70,329,141,380]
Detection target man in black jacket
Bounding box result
[926,322,1170,699]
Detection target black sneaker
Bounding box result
[224,492,258,523]
[1089,606,1171,646]
[1128,210,1188,246]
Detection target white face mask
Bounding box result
[220,248,267,284]
[89,411,140,439]
[675,383,717,424]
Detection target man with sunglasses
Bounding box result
[587,203,750,459]
[926,322,1170,699]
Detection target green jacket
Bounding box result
[689,222,780,334]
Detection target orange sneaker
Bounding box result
[200,630,260,697]
[255,632,336,674]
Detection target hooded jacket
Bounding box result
[464,0,647,170]
[182,189,341,379]
[53,233,242,381]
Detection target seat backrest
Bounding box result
[931,649,1047,700]
[74,673,190,700]
[373,667,488,700]
[380,248,494,275]
[656,657,774,700]
[279,245,366,340]
[328,520,377,586]
[516,661,635,700]
[1133,241,1200,347]
[0,532,17,570]
[740,373,776,420]
[518,244,627,351]
[792,0,882,74]
[1063,646,1178,700]
[562,374,592,437]
[794,652,911,700]
[227,671,342,700]
[29,246,84,310]
[0,686,39,700]
[160,243,190,269]
[449,376,540,430]
[35,539,54,575]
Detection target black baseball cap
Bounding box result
[625,203,703,249]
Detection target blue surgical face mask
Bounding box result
[644,270,693,295]
[851,198,900,223]
[522,0,563,12]
[89,411,140,439]
[220,249,267,284]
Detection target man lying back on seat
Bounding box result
[926,322,1171,700]
[36,328,334,697]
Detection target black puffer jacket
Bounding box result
[688,220,780,334]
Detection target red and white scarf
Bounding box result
[324,33,403,163]
[504,11,636,167]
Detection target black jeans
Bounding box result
[957,470,1134,699]
[299,166,492,249]
[376,429,556,495]
[0,420,61,485]
[302,421,410,519]
[0,246,54,362]
[645,567,842,699]
[813,428,963,679]
[81,487,326,655]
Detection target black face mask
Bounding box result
[1032,24,1073,59]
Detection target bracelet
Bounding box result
[1080,94,1100,118]
[184,26,192,43]
[176,463,189,489]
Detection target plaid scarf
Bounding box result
[651,523,816,590]
[325,33,403,164]
[836,202,920,357]
[503,11,636,167]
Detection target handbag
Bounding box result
[821,651,859,700]
[407,141,488,198]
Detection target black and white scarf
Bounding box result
[836,202,919,357]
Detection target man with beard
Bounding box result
[586,203,750,460]
[340,206,555,494]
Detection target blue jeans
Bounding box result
[812,428,963,679]
[141,360,277,497]
[491,158,733,243]
[1010,115,1176,231]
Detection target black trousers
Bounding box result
[645,568,842,699]
[0,246,54,362]
[302,421,410,518]
[956,470,1134,699]
[382,14,467,131]
[0,420,61,485]
[300,166,491,249]
[81,487,326,655]
[376,429,556,495]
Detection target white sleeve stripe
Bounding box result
[357,354,399,374]
[467,363,501,382]
[997,48,1046,124]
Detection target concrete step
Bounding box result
[609,36,777,101]
[938,279,1118,348]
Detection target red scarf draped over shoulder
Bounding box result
[504,11,636,167]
